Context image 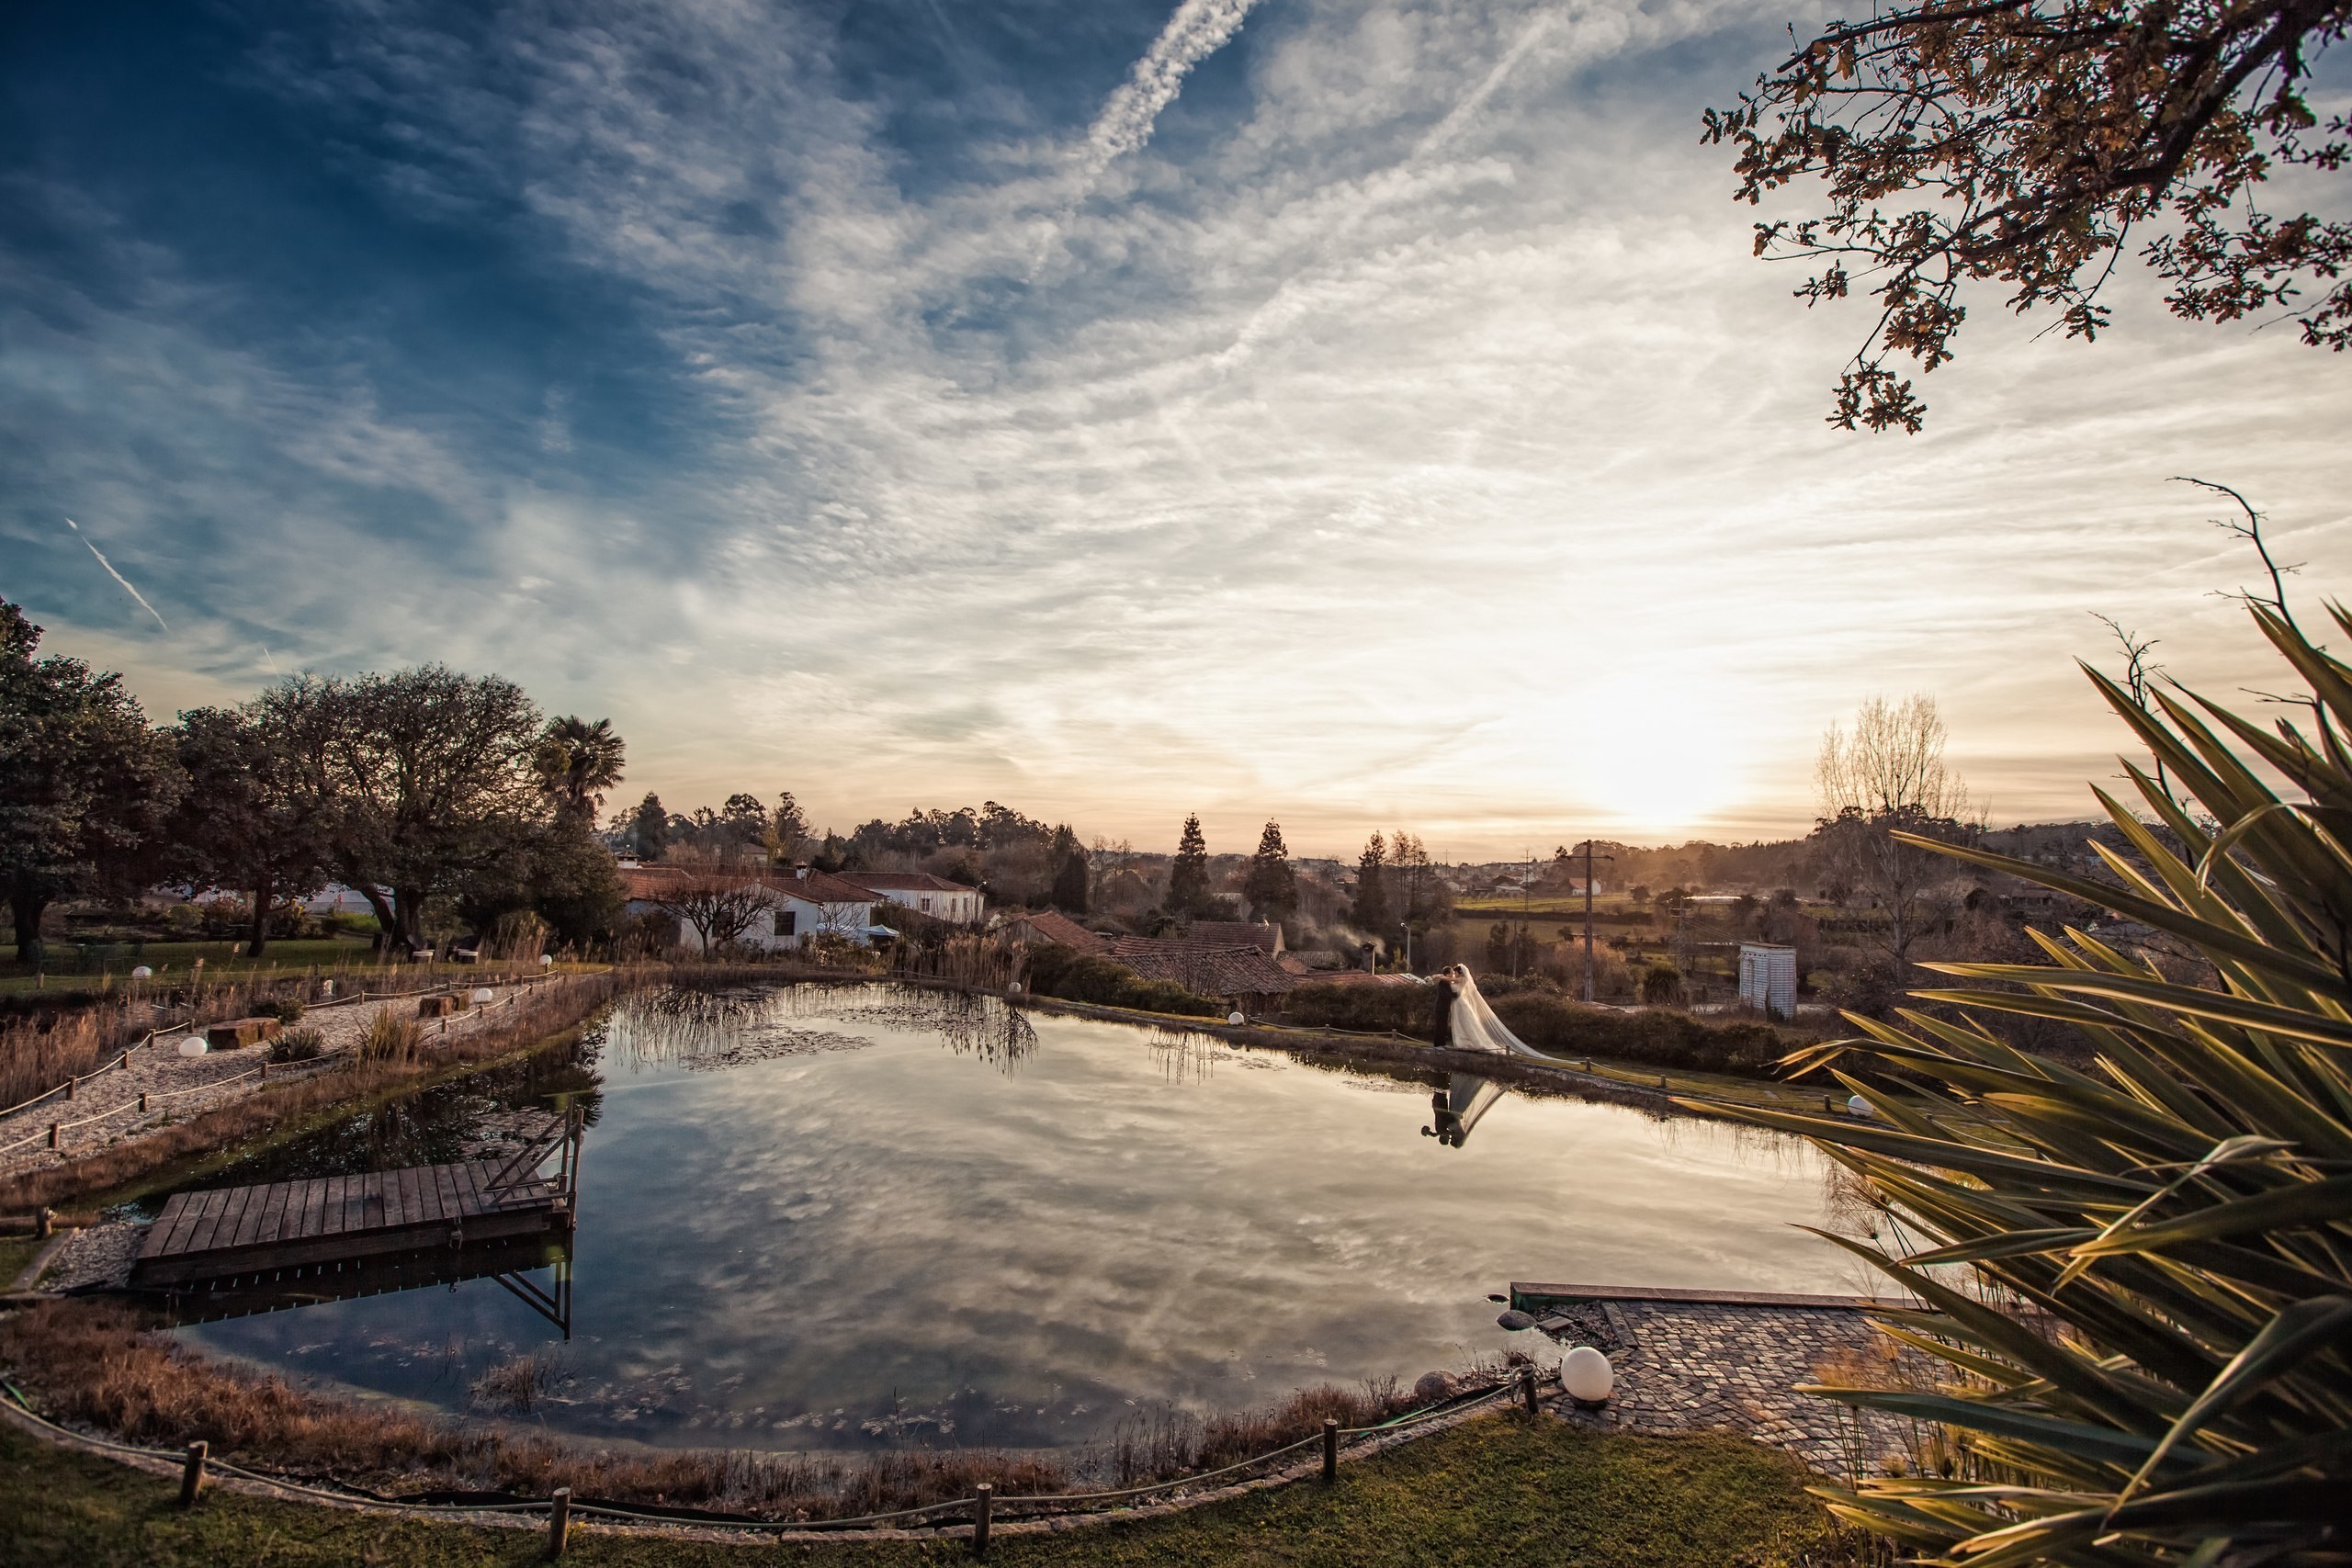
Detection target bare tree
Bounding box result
[1814,694,1977,987]
[652,874,776,952]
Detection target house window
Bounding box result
[777,909,797,936]
[921,896,934,913]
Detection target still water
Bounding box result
[164,983,1854,1450]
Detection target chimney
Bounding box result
[795,863,810,880]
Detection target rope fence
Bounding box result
[1,1371,1543,1546]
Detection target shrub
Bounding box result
[1487,992,1785,1075]
[358,1010,420,1063]
[270,996,304,1025]
[267,1028,323,1065]
[1281,981,1432,1034]
[1719,604,2352,1563]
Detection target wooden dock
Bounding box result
[132,1130,578,1291]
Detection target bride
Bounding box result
[1431,964,1553,1061]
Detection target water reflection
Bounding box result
[1423,1074,1507,1147]
[166,982,1854,1452]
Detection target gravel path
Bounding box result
[0,980,559,1183]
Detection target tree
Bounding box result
[628,793,670,859]
[166,706,333,956]
[0,603,182,964]
[767,791,810,863]
[1350,832,1390,935]
[1716,601,2352,1564]
[1812,693,1976,983]
[649,872,775,951]
[1242,819,1297,922]
[252,666,548,952]
[534,716,626,822]
[1707,0,2352,433]
[1048,823,1090,913]
[1167,814,1213,917]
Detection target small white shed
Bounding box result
[1737,943,1798,1020]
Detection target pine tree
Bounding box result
[629,793,669,858]
[1350,832,1388,935]
[1242,819,1296,921]
[1166,814,1211,917]
[1049,823,1089,913]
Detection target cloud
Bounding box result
[1080,0,1263,177]
[62,518,170,632]
[2,0,2346,856]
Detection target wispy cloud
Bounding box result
[1080,0,1263,177]
[2,0,2346,855]
[62,518,170,633]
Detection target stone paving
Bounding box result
[1539,1298,1930,1477]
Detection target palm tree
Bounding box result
[535,716,626,821]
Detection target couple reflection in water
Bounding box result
[1421,964,1521,1148]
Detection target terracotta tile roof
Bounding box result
[1003,910,1112,953]
[1178,919,1282,954]
[841,872,980,895]
[619,864,877,907]
[1107,938,1299,999]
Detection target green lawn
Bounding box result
[0,1415,1856,1567]
[0,939,568,998]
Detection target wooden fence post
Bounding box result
[1322,1418,1339,1482]
[972,1482,991,1558]
[545,1486,571,1557]
[66,1076,76,1101]
[36,1207,53,1240]
[139,1093,150,1114]
[179,1440,207,1506]
[1522,1367,1541,1416]
[47,1123,58,1150]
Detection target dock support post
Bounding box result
[1322,1418,1339,1482]
[179,1440,207,1506]
[546,1486,570,1557]
[972,1483,991,1557]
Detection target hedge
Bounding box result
[1278,980,1787,1076]
[1022,943,1224,1018]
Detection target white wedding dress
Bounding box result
[1445,968,1555,1061]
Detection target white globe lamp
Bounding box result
[130,964,153,979]
[1227,1010,1245,1026]
[1561,1346,1613,1405]
[1848,1093,1873,1118]
[470,987,494,1004]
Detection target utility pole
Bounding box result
[1580,840,1616,1005]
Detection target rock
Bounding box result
[1497,1309,1536,1331]
[1413,1371,1458,1403]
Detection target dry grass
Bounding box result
[1,1299,1064,1519]
[0,1299,1473,1523]
[0,974,622,1213]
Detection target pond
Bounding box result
[158,983,1860,1452]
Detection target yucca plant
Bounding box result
[1707,604,2352,1566]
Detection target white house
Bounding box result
[1737,943,1798,1020]
[839,871,986,925]
[619,864,887,952]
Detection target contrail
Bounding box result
[62,518,171,632]
[1080,0,1261,176]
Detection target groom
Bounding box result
[1430,965,1457,1049]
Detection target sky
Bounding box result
[3,0,2347,862]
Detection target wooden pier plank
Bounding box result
[434,1163,464,1225]
[296,1178,327,1242]
[321,1175,349,1236]
[252,1182,288,1247]
[187,1189,234,1257]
